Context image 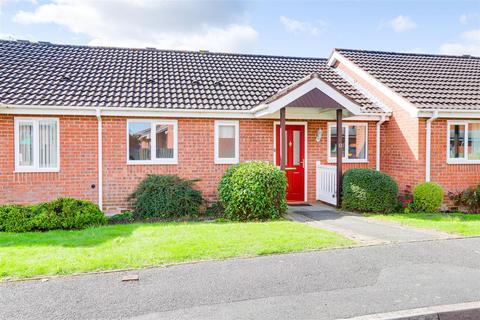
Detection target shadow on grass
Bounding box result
[0,221,224,248]
[0,223,141,248]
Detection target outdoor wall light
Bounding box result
[316,129,323,142]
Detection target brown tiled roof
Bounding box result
[0,40,382,113]
[337,49,480,111]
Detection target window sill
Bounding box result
[214,159,239,165]
[447,160,480,165]
[14,168,60,173]
[327,159,368,164]
[127,160,178,165]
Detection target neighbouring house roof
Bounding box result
[336,49,480,112]
[0,40,383,114]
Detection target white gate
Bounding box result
[316,162,337,205]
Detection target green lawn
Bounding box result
[0,220,353,279]
[371,213,480,236]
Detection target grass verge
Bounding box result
[370,213,480,236]
[0,220,353,279]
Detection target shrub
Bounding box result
[0,205,37,232]
[449,184,480,213]
[342,168,398,213]
[0,198,106,232]
[129,175,203,220]
[412,182,444,213]
[218,161,287,221]
[108,211,134,224]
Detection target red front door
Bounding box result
[275,124,305,202]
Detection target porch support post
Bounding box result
[280,107,286,170]
[336,109,343,208]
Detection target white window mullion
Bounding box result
[344,125,349,161]
[33,121,39,170]
[151,122,157,161]
[465,122,469,162]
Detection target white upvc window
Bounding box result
[447,120,480,164]
[127,119,178,165]
[327,123,368,163]
[214,120,239,164]
[14,117,60,172]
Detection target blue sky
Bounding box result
[1,0,479,57]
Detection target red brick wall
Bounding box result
[429,119,480,195]
[305,120,376,201]
[0,115,99,205]
[336,60,423,193]
[336,59,480,199]
[0,115,378,213]
[101,117,274,213]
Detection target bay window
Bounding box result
[448,121,480,163]
[328,123,368,162]
[127,119,177,164]
[15,118,59,172]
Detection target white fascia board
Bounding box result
[254,77,363,118]
[328,51,419,118]
[418,109,480,119]
[0,104,256,118]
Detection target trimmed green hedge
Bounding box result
[413,182,444,213]
[0,198,106,232]
[342,168,398,213]
[129,175,203,220]
[218,161,287,221]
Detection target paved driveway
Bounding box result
[2,237,480,320]
[288,203,457,245]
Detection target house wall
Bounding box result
[335,60,424,193]
[0,114,99,205]
[429,119,480,195]
[335,58,479,201]
[0,114,377,214]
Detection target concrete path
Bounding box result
[288,203,457,245]
[2,237,480,320]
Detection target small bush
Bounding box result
[205,201,224,218]
[129,175,203,220]
[342,168,398,213]
[0,198,106,232]
[449,184,480,213]
[0,205,37,232]
[108,211,134,224]
[218,161,287,221]
[412,182,444,213]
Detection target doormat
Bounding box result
[288,203,312,207]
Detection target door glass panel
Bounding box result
[278,127,287,165]
[293,130,300,165]
[156,124,174,159]
[449,124,465,159]
[468,123,480,160]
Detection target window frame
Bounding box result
[126,119,178,165]
[327,122,368,163]
[447,120,480,164]
[214,120,240,164]
[14,117,60,173]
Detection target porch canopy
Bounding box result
[252,73,383,207]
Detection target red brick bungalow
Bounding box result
[0,40,478,214]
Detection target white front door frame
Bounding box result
[273,121,308,202]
